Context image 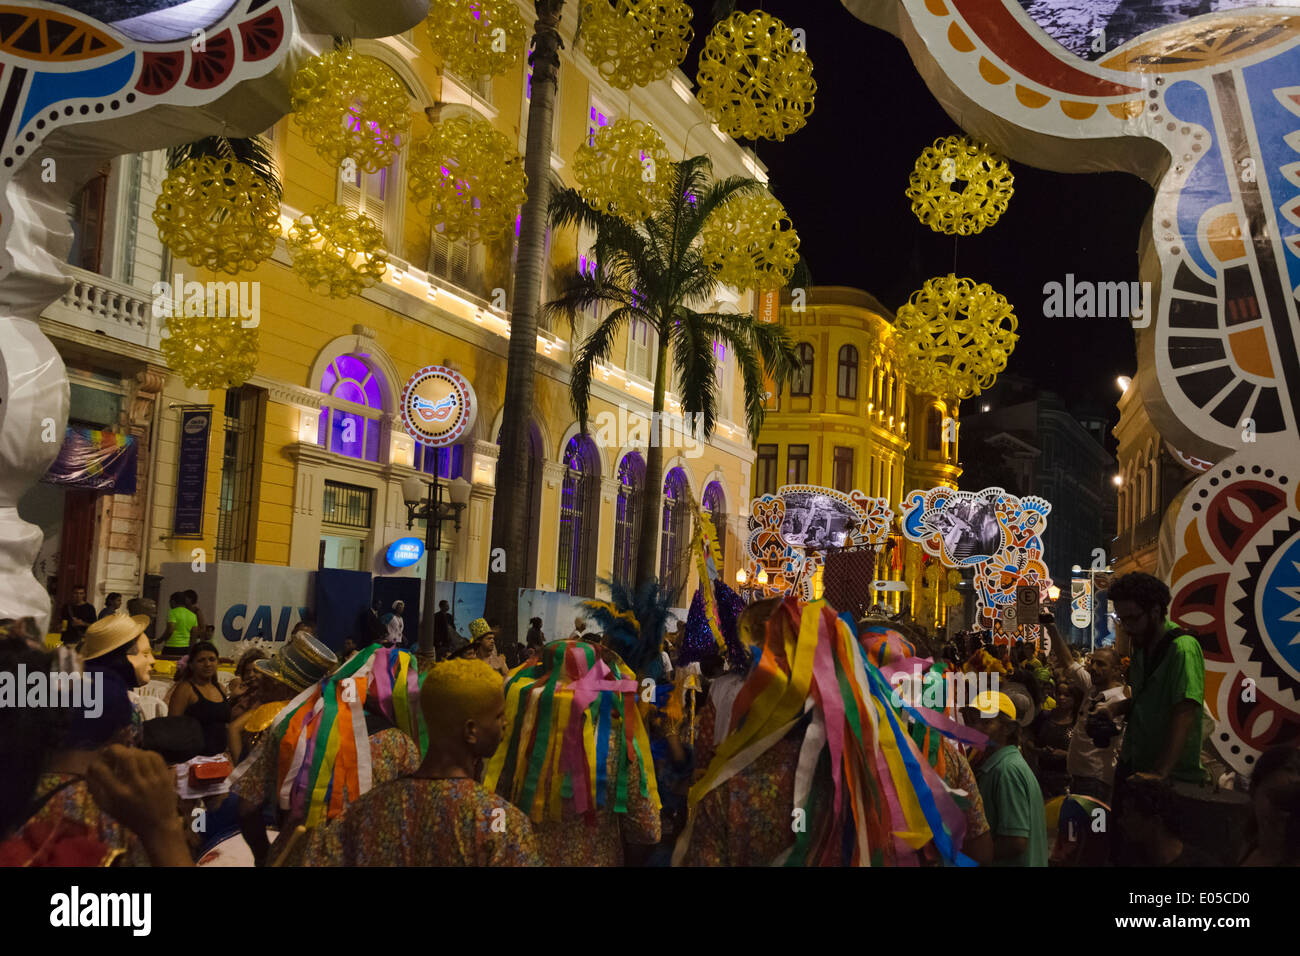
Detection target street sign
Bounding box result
[1016,584,1039,612]
[1003,603,1018,629]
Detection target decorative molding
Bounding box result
[542,460,566,488]
[129,366,167,427]
[249,375,325,410]
[600,475,621,504]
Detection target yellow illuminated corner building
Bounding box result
[754,287,962,629]
[28,10,774,621]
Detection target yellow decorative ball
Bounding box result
[152,157,281,275]
[290,47,410,174]
[580,0,694,90]
[286,203,389,299]
[407,116,527,243]
[160,312,259,390]
[906,136,1014,236]
[696,10,815,142]
[699,192,800,291]
[894,274,1018,401]
[573,118,672,222]
[426,0,526,79]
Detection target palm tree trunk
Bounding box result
[484,0,564,643]
[633,330,671,588]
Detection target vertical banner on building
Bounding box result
[1070,576,1091,629]
[173,407,212,537]
[757,290,780,409]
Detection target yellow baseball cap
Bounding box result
[971,690,1016,720]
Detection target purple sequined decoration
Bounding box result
[680,579,748,670]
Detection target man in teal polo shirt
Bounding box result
[962,689,1048,867]
[1104,572,1207,785]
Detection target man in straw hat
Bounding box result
[231,631,421,866]
[300,658,540,866]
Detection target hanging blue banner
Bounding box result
[174,407,212,537]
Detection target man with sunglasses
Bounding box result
[1102,573,1208,789]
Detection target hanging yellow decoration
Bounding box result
[152,157,281,275]
[573,119,672,222]
[696,10,815,142]
[906,136,1014,236]
[286,203,389,299]
[894,274,1018,401]
[290,47,410,174]
[579,0,694,90]
[426,0,526,79]
[160,313,259,390]
[407,115,527,243]
[699,192,800,290]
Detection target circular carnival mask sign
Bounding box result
[400,365,477,448]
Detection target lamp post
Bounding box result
[402,473,472,664]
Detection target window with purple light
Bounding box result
[316,353,388,463]
[415,443,463,479]
[703,480,728,562]
[613,452,645,586]
[660,467,690,600]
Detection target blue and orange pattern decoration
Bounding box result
[0,0,290,279]
[902,485,1052,630]
[844,0,1300,770]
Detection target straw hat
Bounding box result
[253,631,339,692]
[81,614,151,660]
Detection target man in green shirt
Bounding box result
[962,689,1049,867]
[159,591,198,657]
[1104,572,1207,786]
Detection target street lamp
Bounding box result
[402,473,471,662]
[1047,585,1061,601]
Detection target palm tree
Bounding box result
[484,1,565,644]
[546,154,799,590]
[165,134,281,199]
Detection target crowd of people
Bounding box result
[1,570,1296,868]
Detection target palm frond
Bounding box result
[166,134,282,201]
[567,305,641,433]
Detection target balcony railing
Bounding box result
[42,265,159,350]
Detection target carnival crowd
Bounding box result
[1,571,1296,868]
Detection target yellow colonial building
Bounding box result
[754,287,962,628]
[27,7,771,631]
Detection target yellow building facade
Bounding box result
[754,287,962,629]
[31,9,771,622]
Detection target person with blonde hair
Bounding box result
[301,658,540,866]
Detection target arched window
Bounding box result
[557,435,600,597]
[837,345,858,399]
[660,468,691,601]
[790,343,814,396]
[613,452,645,587]
[496,422,544,587]
[703,481,727,564]
[318,353,388,462]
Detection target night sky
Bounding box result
[685,2,1149,420]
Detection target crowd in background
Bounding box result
[1,571,1296,868]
